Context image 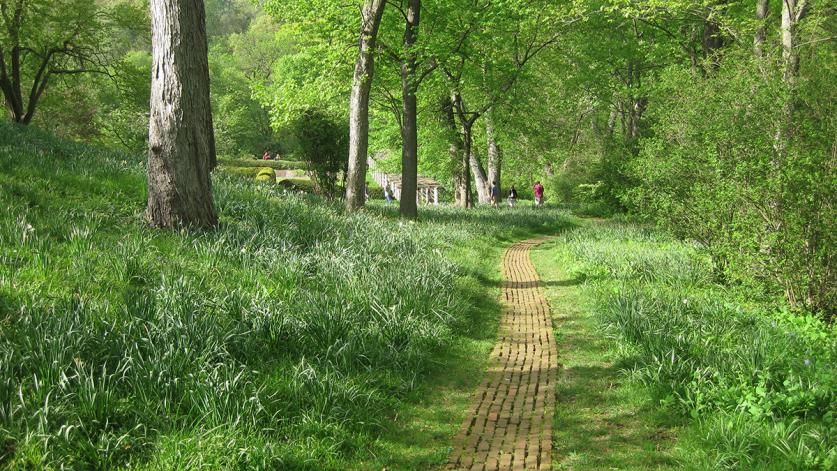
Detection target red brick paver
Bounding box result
[448,238,557,470]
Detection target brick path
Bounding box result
[448,238,557,470]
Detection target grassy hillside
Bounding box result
[0,123,571,469]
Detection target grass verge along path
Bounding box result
[448,237,557,470]
[531,237,678,470]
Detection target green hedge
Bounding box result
[217,166,259,178]
[255,167,276,183]
[218,156,307,171]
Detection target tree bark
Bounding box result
[469,151,490,204]
[451,90,473,208]
[442,95,465,206]
[485,108,501,200]
[146,0,217,229]
[754,0,769,58]
[0,1,26,123]
[459,123,473,208]
[781,0,807,82]
[702,16,724,70]
[399,0,420,219]
[345,0,386,212]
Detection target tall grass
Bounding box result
[558,222,837,470]
[0,122,570,468]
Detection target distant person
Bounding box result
[384,186,393,204]
[490,181,500,207]
[508,185,518,207]
[533,181,544,206]
[262,150,270,160]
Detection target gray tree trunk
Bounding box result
[755,0,769,58]
[399,0,420,219]
[442,95,465,207]
[451,90,473,208]
[469,151,490,204]
[146,0,217,229]
[459,123,473,208]
[345,0,386,212]
[781,0,806,82]
[485,109,501,200]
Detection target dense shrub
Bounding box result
[255,166,276,182]
[626,57,835,316]
[289,109,348,199]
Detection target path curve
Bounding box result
[448,237,557,470]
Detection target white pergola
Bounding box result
[373,171,441,205]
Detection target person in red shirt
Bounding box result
[533,181,544,206]
[262,150,270,160]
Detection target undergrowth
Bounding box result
[0,122,571,469]
[557,221,837,470]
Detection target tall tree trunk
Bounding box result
[451,90,473,208]
[469,151,490,204]
[781,0,806,82]
[459,122,473,208]
[485,108,501,200]
[0,45,27,124]
[702,16,724,70]
[345,0,386,212]
[399,0,420,219]
[146,0,217,229]
[754,0,769,58]
[606,107,618,138]
[442,95,465,206]
[775,0,808,308]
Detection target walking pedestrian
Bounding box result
[508,185,518,208]
[533,181,544,207]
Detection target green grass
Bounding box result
[532,236,680,470]
[536,220,837,470]
[0,122,572,469]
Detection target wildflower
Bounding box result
[804,359,811,366]
[682,298,689,305]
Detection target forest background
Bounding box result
[4,0,832,316]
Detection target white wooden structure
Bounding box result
[372,170,441,205]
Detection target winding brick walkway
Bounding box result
[448,238,557,470]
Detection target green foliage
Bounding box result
[557,221,837,469]
[626,56,835,314]
[288,109,348,199]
